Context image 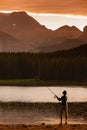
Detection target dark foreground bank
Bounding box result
[0,124,87,130]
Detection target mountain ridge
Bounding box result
[0,11,86,52]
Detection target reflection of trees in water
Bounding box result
[0,102,87,124]
[0,102,87,117]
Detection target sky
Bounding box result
[0,0,87,31]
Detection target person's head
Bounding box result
[62,90,67,95]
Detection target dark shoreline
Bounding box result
[0,79,87,86]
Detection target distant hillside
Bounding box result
[69,44,87,56]
[0,11,86,52]
[51,44,87,57]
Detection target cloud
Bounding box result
[0,0,87,16]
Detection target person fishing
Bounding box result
[47,88,68,125]
[55,90,68,125]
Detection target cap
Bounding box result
[63,90,67,95]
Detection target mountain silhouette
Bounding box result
[54,25,82,39]
[0,11,86,52]
[80,26,87,42]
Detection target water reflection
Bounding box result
[0,102,86,124]
[0,86,87,102]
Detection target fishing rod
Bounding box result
[47,87,58,98]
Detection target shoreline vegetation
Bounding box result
[0,124,87,130]
[0,79,87,86]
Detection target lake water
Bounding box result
[0,86,87,125]
[0,86,87,102]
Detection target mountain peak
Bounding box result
[10,11,28,16]
[57,25,81,32]
[9,11,33,20]
[71,26,81,32]
[0,11,41,30]
[83,26,87,33]
[55,25,70,31]
[54,25,82,39]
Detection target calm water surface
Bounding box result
[0,86,87,102]
[0,86,87,124]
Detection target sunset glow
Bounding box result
[0,10,87,31]
[0,0,87,15]
[0,0,87,31]
[28,12,87,31]
[0,10,18,13]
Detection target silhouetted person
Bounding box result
[55,90,68,125]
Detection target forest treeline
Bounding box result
[0,44,87,82]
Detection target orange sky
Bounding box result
[0,0,87,16]
[0,0,87,31]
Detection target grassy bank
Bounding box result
[0,79,87,86]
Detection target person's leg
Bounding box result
[60,106,63,124]
[65,105,68,124]
[65,111,67,124]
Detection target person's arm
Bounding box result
[55,95,61,101]
[57,97,61,101]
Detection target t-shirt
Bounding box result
[57,95,67,106]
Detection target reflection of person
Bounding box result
[55,90,68,125]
